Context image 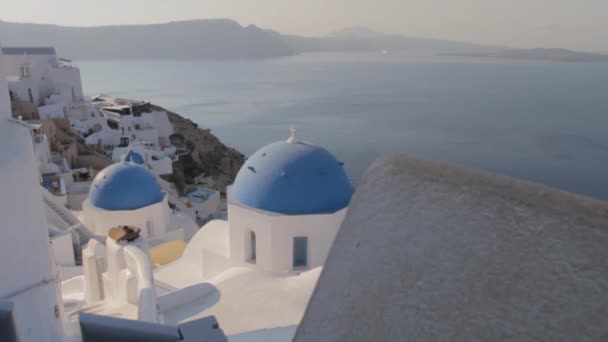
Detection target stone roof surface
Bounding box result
[295,153,608,342]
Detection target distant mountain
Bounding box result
[0,20,510,59]
[0,19,295,59]
[446,48,608,63]
[496,48,608,62]
[2,20,601,62]
[327,27,389,39]
[283,26,507,55]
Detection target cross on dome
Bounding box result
[287,127,297,144]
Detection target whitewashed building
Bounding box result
[80,160,198,246]
[0,47,67,342]
[1,47,84,118]
[83,102,173,149]
[112,144,173,176]
[225,138,352,273]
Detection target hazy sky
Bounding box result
[1,0,607,51]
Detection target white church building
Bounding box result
[225,137,352,273]
[81,101,174,150]
[149,134,353,337]
[1,46,84,118]
[80,159,198,246]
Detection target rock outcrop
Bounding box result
[39,101,243,195]
[44,118,113,170]
[151,104,244,194]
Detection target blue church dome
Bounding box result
[89,162,164,211]
[124,150,144,165]
[231,140,353,215]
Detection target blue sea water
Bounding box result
[78,53,608,200]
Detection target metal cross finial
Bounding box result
[287,127,297,144]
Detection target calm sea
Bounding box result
[78,53,608,200]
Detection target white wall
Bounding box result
[148,157,173,176]
[228,204,274,272]
[35,135,60,174]
[133,127,160,145]
[0,53,65,341]
[8,76,40,104]
[50,232,76,266]
[179,219,230,280]
[38,102,67,119]
[2,53,84,106]
[85,120,160,148]
[2,53,57,103]
[141,111,173,145]
[81,109,171,149]
[49,65,84,101]
[66,101,101,122]
[67,192,89,210]
[227,202,346,274]
[2,53,56,79]
[0,59,10,117]
[85,130,123,146]
[271,209,346,272]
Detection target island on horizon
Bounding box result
[2,19,606,63]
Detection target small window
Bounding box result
[107,120,119,130]
[245,230,257,264]
[248,231,257,264]
[293,237,308,268]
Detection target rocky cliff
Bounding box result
[40,103,244,195]
[152,104,245,194]
[44,118,114,170]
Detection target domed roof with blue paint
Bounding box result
[89,162,164,211]
[124,150,144,165]
[231,137,353,215]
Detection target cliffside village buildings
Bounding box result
[2,45,607,342]
[2,46,221,240]
[0,46,355,341]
